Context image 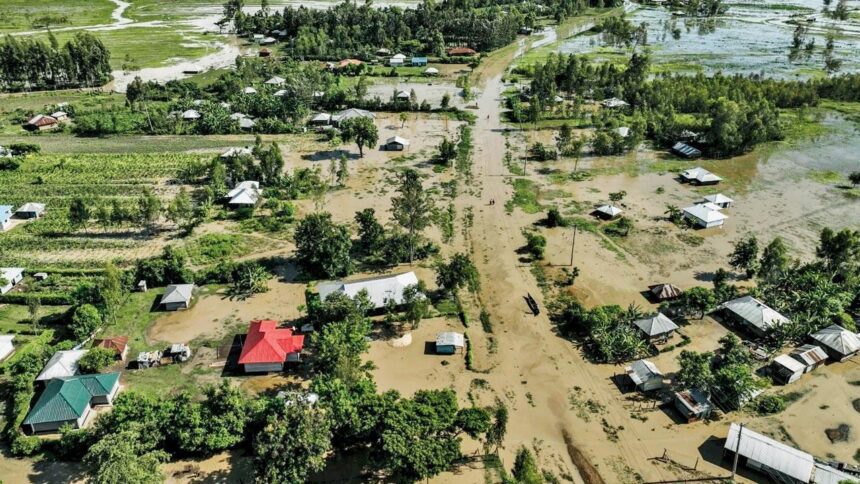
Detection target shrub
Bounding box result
[754,394,786,415]
[523,231,547,260]
[78,347,116,373]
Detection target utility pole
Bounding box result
[569,225,578,266]
[731,423,744,479]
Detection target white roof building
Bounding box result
[16,203,46,217]
[238,117,256,130]
[226,181,261,206]
[161,284,195,309]
[424,67,439,75]
[265,76,286,85]
[633,313,679,338]
[273,89,287,97]
[385,136,410,148]
[243,87,258,95]
[36,349,88,381]
[317,272,420,309]
[0,267,24,294]
[181,109,201,120]
[436,331,465,348]
[680,167,722,184]
[625,359,664,391]
[332,108,375,124]
[220,147,253,159]
[683,203,727,229]
[721,296,790,336]
[811,325,860,361]
[601,97,628,108]
[310,113,332,124]
[724,423,815,483]
[595,205,622,218]
[703,193,734,207]
[0,335,14,361]
[616,126,630,138]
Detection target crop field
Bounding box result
[0,0,115,34]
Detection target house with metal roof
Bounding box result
[411,56,428,66]
[389,53,406,66]
[674,389,713,422]
[424,67,440,76]
[15,202,46,219]
[0,335,14,361]
[671,142,702,159]
[385,136,410,151]
[811,325,860,362]
[181,109,201,120]
[309,113,332,126]
[317,272,420,310]
[238,320,305,373]
[0,267,24,294]
[601,97,628,108]
[648,283,682,301]
[23,373,121,433]
[264,76,285,85]
[24,114,59,131]
[703,193,733,209]
[720,295,790,337]
[683,203,727,229]
[633,313,679,343]
[771,354,806,384]
[789,344,828,372]
[93,336,129,361]
[161,284,195,311]
[593,205,622,220]
[680,167,722,185]
[242,86,257,95]
[436,332,465,355]
[226,181,261,206]
[220,146,253,159]
[36,349,88,382]
[332,108,375,126]
[624,359,664,392]
[723,423,815,483]
[447,46,478,57]
[0,205,12,230]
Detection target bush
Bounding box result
[523,231,547,260]
[78,347,116,373]
[754,394,786,415]
[0,292,73,305]
[545,207,568,228]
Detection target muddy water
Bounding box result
[560,4,860,77]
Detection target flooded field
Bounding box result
[559,2,860,77]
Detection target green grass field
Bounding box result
[0,0,115,34]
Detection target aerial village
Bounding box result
[0,0,860,483]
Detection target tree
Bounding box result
[27,296,41,328]
[817,227,860,275]
[83,425,168,484]
[512,447,543,484]
[339,117,378,157]
[294,212,352,278]
[678,286,716,319]
[137,188,162,234]
[545,207,567,228]
[759,237,790,282]
[78,347,116,373]
[71,304,103,340]
[402,282,429,329]
[310,316,372,381]
[436,253,480,294]
[485,400,508,452]
[729,234,759,278]
[167,187,194,231]
[355,208,385,255]
[198,381,251,453]
[675,350,714,392]
[391,169,434,263]
[437,138,457,165]
[99,263,125,326]
[399,112,409,128]
[608,190,627,204]
[228,262,271,297]
[522,231,547,260]
[253,401,332,483]
[849,171,860,186]
[68,197,91,232]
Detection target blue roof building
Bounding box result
[411,56,428,66]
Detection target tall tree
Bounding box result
[253,401,332,483]
[391,169,434,263]
[339,117,378,157]
[294,212,352,278]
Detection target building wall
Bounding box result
[163,301,188,311]
[245,362,284,373]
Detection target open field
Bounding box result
[0,0,116,34]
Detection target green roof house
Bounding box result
[24,373,121,433]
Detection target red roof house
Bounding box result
[447,47,478,57]
[238,320,304,373]
[93,336,129,361]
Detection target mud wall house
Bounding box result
[810,325,860,362]
[0,267,24,294]
[719,295,790,338]
[317,271,420,311]
[238,320,305,373]
[435,332,465,355]
[673,389,713,422]
[0,335,14,361]
[23,373,121,433]
[771,354,805,385]
[160,284,194,311]
[0,205,12,230]
[723,423,816,483]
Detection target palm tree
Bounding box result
[664,204,683,224]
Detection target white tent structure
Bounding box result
[594,205,622,219]
[424,67,440,76]
[243,87,258,95]
[317,272,420,310]
[385,136,410,150]
[36,349,88,382]
[683,203,727,229]
[181,109,201,120]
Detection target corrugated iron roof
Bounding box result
[24,373,120,425]
[724,423,815,483]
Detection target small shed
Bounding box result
[682,203,727,229]
[593,205,622,220]
[0,267,24,294]
[181,109,201,120]
[258,48,271,58]
[811,325,860,362]
[161,284,194,311]
[789,344,827,372]
[771,354,805,385]
[671,142,702,159]
[0,335,14,361]
[674,389,713,422]
[385,136,410,151]
[0,205,11,230]
[424,67,440,76]
[24,115,59,131]
[389,53,406,66]
[34,272,48,281]
[242,87,258,95]
[226,181,261,206]
[633,313,679,343]
[273,89,287,97]
[411,56,428,66]
[680,167,722,185]
[93,336,129,361]
[649,283,682,301]
[16,202,46,219]
[624,359,664,392]
[265,76,285,86]
[703,193,733,209]
[395,90,411,100]
[50,111,69,122]
[436,332,465,355]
